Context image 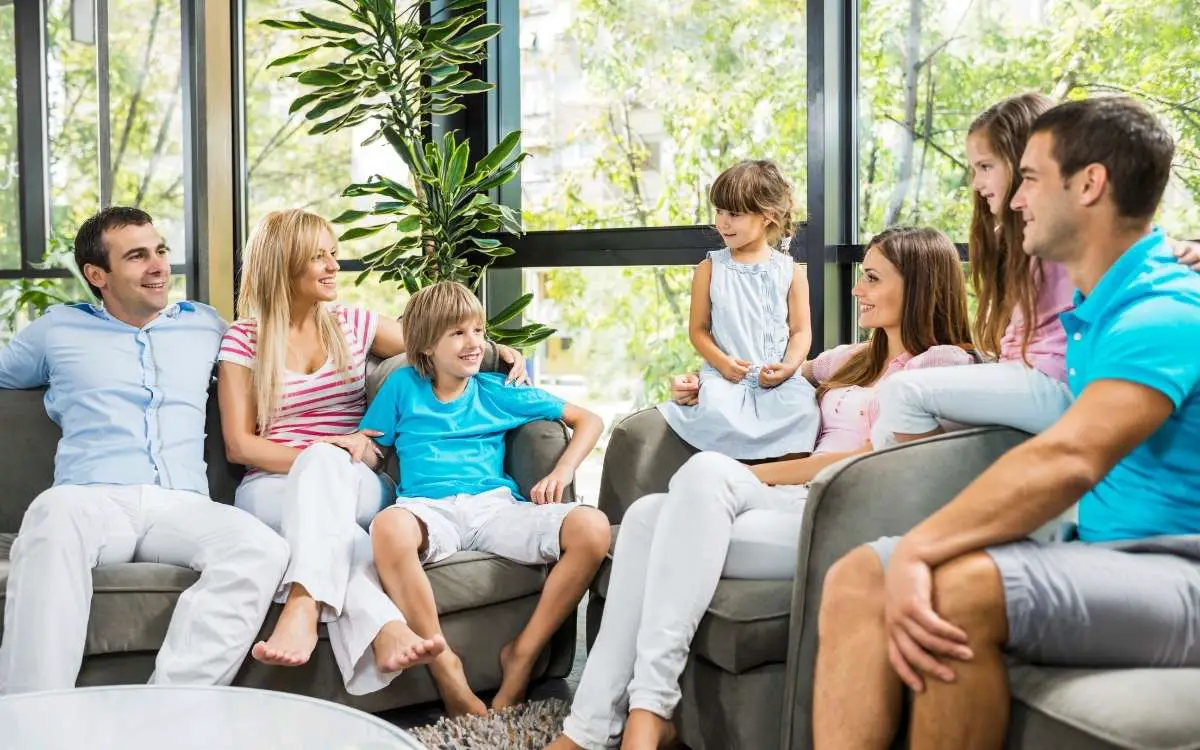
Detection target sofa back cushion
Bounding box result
[0,389,60,533]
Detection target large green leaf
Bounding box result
[299,11,367,36]
[267,44,326,68]
[487,292,533,327]
[448,23,502,50]
[339,223,391,241]
[296,69,347,87]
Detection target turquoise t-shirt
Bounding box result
[1062,229,1200,542]
[359,367,566,501]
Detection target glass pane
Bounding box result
[519,1,807,232]
[524,265,699,503]
[0,273,185,343]
[243,0,407,260]
[107,0,186,263]
[0,3,18,269]
[46,0,100,252]
[335,272,409,320]
[857,0,1200,240]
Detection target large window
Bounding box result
[519,0,807,232]
[857,0,1200,240]
[0,2,17,270]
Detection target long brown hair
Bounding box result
[818,227,973,398]
[967,92,1055,359]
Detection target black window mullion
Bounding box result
[15,0,48,268]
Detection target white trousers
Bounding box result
[0,484,289,695]
[234,443,402,695]
[564,452,807,749]
[870,361,1074,449]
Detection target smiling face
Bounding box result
[967,131,1014,219]
[852,246,904,330]
[289,227,340,305]
[87,222,172,322]
[427,316,487,381]
[714,208,771,253]
[1010,131,1079,263]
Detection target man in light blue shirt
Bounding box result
[815,98,1200,749]
[0,207,288,694]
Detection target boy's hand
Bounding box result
[717,356,751,383]
[670,373,700,405]
[758,362,796,388]
[531,467,573,504]
[318,430,384,463]
[497,345,530,385]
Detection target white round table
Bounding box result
[0,685,428,749]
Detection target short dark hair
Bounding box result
[1031,97,1174,220]
[73,206,154,299]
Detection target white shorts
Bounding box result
[387,487,579,565]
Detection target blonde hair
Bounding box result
[709,159,797,248]
[237,209,351,433]
[403,281,486,380]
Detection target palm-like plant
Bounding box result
[265,0,552,346]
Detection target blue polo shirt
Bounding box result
[359,367,565,501]
[1063,229,1200,542]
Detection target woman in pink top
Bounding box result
[551,227,976,750]
[870,93,1200,447]
[216,209,525,696]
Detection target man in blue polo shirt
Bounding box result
[813,97,1200,749]
[0,207,288,694]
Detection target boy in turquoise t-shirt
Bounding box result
[361,282,608,717]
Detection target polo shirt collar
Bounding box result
[1069,228,1163,325]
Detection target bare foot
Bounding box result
[373,621,446,673]
[251,594,320,667]
[492,640,538,709]
[429,650,487,717]
[544,736,585,750]
[620,708,678,750]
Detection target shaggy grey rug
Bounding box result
[411,698,571,749]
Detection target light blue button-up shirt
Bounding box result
[0,301,226,494]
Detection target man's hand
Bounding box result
[497,345,529,385]
[670,373,700,405]
[1173,239,1200,272]
[531,466,573,504]
[318,429,384,464]
[884,544,973,692]
[758,362,796,388]
[717,356,751,383]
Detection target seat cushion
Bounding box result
[1008,664,1200,750]
[0,534,547,657]
[590,526,791,674]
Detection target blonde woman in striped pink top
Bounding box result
[216,209,525,695]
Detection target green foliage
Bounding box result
[266,0,552,348]
[0,239,90,336]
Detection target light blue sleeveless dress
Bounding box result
[658,248,821,459]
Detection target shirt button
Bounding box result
[1072,333,1082,341]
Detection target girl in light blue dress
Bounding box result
[658,159,820,459]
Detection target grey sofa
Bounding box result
[596,409,1200,750]
[0,347,577,713]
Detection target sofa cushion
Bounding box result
[0,533,547,657]
[1008,665,1200,750]
[590,526,791,674]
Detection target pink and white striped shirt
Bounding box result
[217,305,379,460]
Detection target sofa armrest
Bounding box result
[596,407,697,525]
[505,419,576,503]
[780,426,1032,750]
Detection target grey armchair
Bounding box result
[782,426,1200,750]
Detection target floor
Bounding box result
[378,596,588,732]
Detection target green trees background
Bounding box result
[2,0,1198,404]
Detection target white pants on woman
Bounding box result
[870,361,1074,450]
[563,452,807,749]
[234,443,402,695]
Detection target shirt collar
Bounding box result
[1069,228,1164,325]
[70,300,195,324]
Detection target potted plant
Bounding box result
[264,0,552,347]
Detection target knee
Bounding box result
[228,516,290,577]
[292,442,349,473]
[819,546,886,638]
[669,451,744,498]
[370,508,424,554]
[621,492,664,530]
[930,552,1007,642]
[561,506,611,560]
